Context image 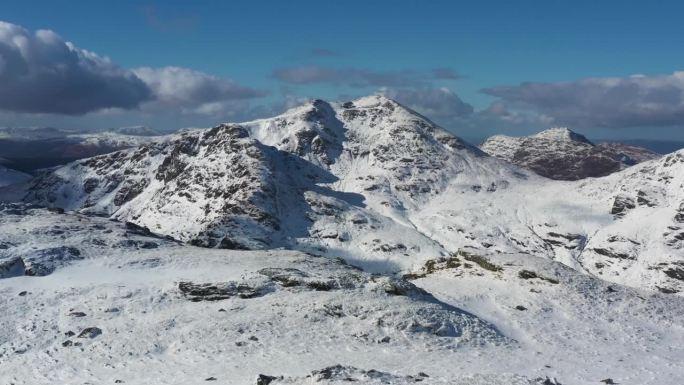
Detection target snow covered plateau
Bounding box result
[0,95,682,384]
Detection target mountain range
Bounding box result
[10,95,683,293]
[1,95,683,384]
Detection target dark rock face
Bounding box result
[481,128,659,180]
[611,195,636,218]
[178,281,268,301]
[674,202,684,223]
[260,365,436,384]
[664,267,684,281]
[22,246,83,276]
[77,327,102,338]
[255,374,280,385]
[637,190,657,207]
[543,232,586,249]
[591,247,634,260]
[0,257,25,279]
[517,269,559,284]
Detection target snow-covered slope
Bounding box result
[413,149,684,294]
[480,128,659,180]
[0,204,681,384]
[0,165,30,187]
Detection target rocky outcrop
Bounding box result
[0,257,25,279]
[22,246,83,276]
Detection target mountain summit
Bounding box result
[530,127,593,144]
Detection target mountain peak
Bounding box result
[532,127,593,144]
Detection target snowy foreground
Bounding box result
[1,205,682,384]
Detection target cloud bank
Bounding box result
[0,21,265,117]
[0,21,151,115]
[483,72,684,128]
[133,66,266,115]
[382,87,473,121]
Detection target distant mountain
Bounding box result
[480,128,660,180]
[0,127,168,172]
[597,138,684,155]
[0,165,30,187]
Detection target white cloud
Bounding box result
[133,67,265,111]
[381,87,474,121]
[483,72,684,128]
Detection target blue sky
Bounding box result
[2,0,684,141]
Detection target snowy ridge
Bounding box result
[530,127,592,143]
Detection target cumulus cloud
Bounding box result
[381,87,474,121]
[482,72,684,128]
[133,66,266,115]
[0,21,151,115]
[273,65,431,88]
[0,21,266,118]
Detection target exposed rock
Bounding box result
[518,270,559,284]
[611,195,635,218]
[178,281,269,301]
[77,327,102,338]
[591,248,634,260]
[664,267,684,281]
[256,374,280,385]
[22,246,83,276]
[0,257,25,279]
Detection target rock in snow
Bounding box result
[0,256,25,278]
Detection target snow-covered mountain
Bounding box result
[2,96,684,384]
[19,96,529,271]
[0,165,30,187]
[480,128,660,180]
[11,96,684,293]
[0,127,168,172]
[414,149,684,294]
